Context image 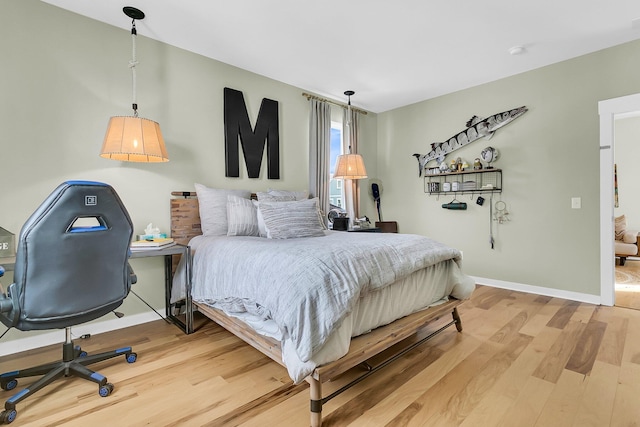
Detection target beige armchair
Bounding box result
[615,215,639,266]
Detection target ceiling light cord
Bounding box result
[344,90,354,152]
[129,18,139,117]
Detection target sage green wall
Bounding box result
[0,0,377,344]
[615,116,640,231]
[377,39,640,296]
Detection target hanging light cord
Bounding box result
[346,92,352,153]
[129,18,139,117]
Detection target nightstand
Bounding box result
[130,243,192,334]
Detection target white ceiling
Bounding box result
[42,0,640,113]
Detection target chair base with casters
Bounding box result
[0,181,139,424]
[0,327,137,424]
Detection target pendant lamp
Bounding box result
[333,91,367,179]
[100,7,168,163]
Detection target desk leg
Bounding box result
[184,246,193,333]
[163,247,193,334]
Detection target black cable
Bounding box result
[130,289,170,324]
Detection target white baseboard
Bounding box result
[471,276,602,305]
[0,311,163,357]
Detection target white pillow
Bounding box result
[194,183,251,236]
[227,195,259,237]
[259,198,326,239]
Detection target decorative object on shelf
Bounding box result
[473,158,483,170]
[480,146,499,169]
[493,200,510,224]
[439,162,449,173]
[461,160,469,171]
[412,106,527,176]
[101,7,169,163]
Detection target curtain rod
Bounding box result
[302,93,368,115]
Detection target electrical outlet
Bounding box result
[571,197,581,209]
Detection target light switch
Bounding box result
[571,197,581,209]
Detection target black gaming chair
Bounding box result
[0,181,137,424]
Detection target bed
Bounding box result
[170,187,475,426]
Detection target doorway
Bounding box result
[599,93,640,307]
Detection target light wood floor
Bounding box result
[615,258,640,310]
[0,285,639,426]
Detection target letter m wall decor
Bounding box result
[224,87,280,179]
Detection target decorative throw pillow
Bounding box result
[267,189,309,201]
[256,191,296,202]
[227,195,259,237]
[194,183,251,236]
[615,215,627,241]
[259,198,326,239]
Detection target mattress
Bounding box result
[174,233,475,382]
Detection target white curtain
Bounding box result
[308,99,331,225]
[342,107,361,221]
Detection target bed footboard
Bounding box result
[308,300,462,427]
[195,299,463,427]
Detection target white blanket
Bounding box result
[191,231,465,364]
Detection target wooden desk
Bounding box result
[0,247,193,334]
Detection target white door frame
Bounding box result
[599,93,640,306]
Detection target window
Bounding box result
[329,122,344,210]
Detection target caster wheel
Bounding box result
[126,353,137,364]
[1,379,17,391]
[99,383,114,397]
[79,351,88,358]
[0,409,16,424]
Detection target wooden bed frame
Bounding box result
[170,192,465,427]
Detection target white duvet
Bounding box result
[182,231,475,382]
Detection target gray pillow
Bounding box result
[267,189,308,201]
[256,191,296,202]
[259,198,325,239]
